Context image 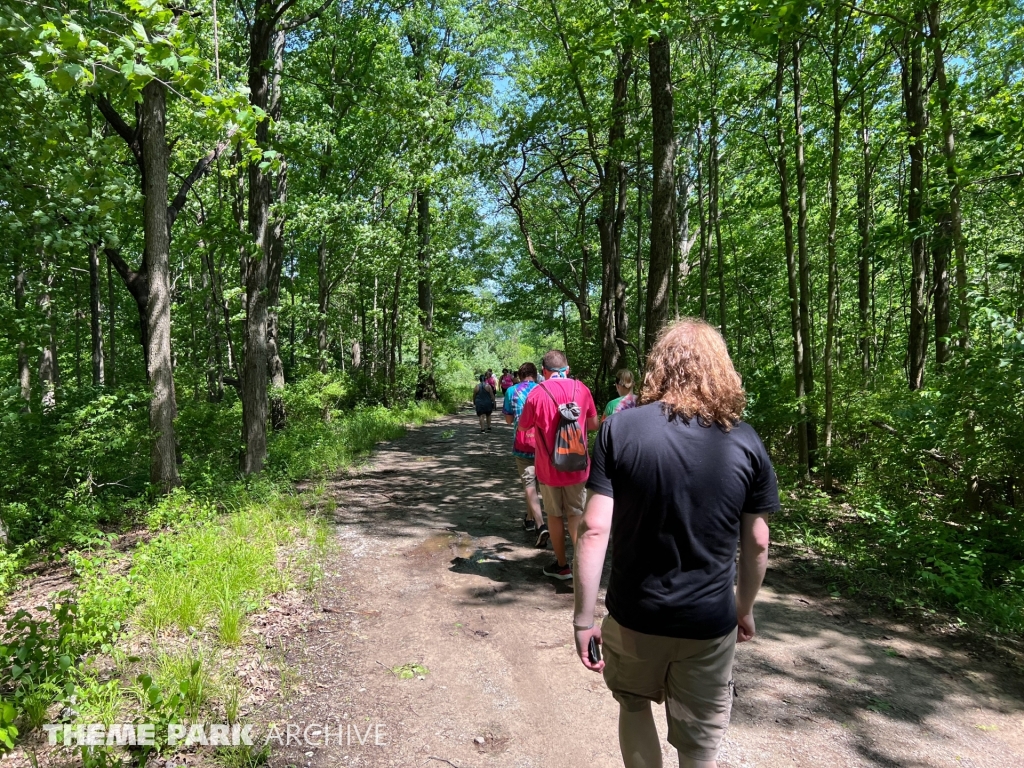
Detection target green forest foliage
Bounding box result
[1,0,1023,645]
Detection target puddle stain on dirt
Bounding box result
[406,532,476,560]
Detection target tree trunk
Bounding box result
[857,88,873,380]
[645,32,675,353]
[267,163,287,429]
[352,319,362,371]
[928,0,968,352]
[597,42,633,386]
[141,79,179,492]
[74,270,82,387]
[317,237,330,374]
[107,256,116,387]
[371,274,379,378]
[388,261,403,397]
[696,123,709,322]
[775,42,810,478]
[933,211,952,369]
[793,39,818,464]
[242,7,275,473]
[268,29,287,430]
[675,135,696,315]
[416,188,437,400]
[201,242,224,401]
[711,107,725,339]
[232,147,246,378]
[902,13,928,390]
[89,242,105,386]
[613,159,630,365]
[289,273,295,370]
[38,258,58,411]
[635,134,645,355]
[14,259,30,406]
[823,17,843,490]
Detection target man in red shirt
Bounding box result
[517,350,599,580]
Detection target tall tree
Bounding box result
[793,37,817,464]
[241,1,278,473]
[415,188,437,399]
[14,259,31,406]
[242,0,328,470]
[901,11,929,390]
[88,242,105,386]
[645,31,675,351]
[141,79,179,491]
[597,41,634,385]
[857,85,873,379]
[38,258,58,411]
[928,0,969,354]
[774,40,810,479]
[268,30,288,430]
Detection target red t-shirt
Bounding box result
[517,378,597,487]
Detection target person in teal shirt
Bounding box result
[603,368,638,422]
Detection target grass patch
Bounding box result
[772,483,1024,635]
[0,398,452,760]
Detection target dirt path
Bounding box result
[268,407,1024,768]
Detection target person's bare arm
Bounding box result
[736,513,771,642]
[586,414,600,431]
[573,492,613,671]
[504,414,514,424]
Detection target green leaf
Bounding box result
[52,67,76,92]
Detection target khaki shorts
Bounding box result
[602,615,736,762]
[538,481,586,518]
[514,457,538,493]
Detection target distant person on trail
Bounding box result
[572,319,778,768]
[486,369,498,392]
[602,368,638,422]
[500,369,515,394]
[503,362,547,545]
[473,374,496,433]
[517,349,599,580]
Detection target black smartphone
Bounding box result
[588,636,602,664]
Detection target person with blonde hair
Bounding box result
[602,368,637,422]
[573,319,778,768]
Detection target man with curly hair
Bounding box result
[572,319,779,768]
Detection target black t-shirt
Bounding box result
[587,402,780,640]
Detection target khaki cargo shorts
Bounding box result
[602,614,737,762]
[514,457,538,493]
[538,481,586,518]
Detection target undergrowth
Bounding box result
[772,480,1024,636]
[0,387,454,762]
